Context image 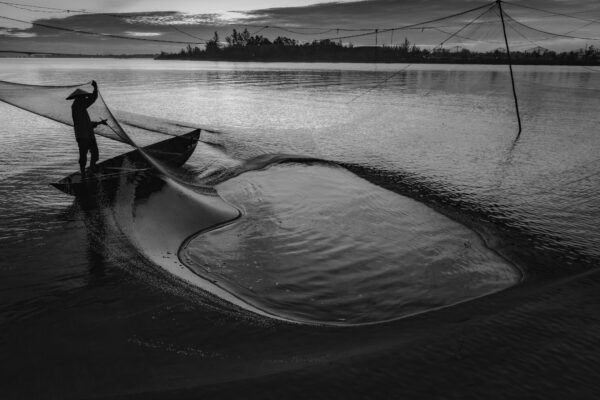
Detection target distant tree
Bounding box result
[274,36,297,46]
[155,27,600,65]
[206,31,221,54]
[225,29,239,46]
[247,35,271,46]
[226,28,253,47]
[400,38,410,53]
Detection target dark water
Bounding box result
[1,59,599,398]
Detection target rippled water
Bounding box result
[1,58,598,326]
[182,164,519,324]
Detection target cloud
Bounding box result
[0,0,599,54]
[123,31,163,37]
[0,28,36,38]
[237,0,600,29]
[124,11,252,25]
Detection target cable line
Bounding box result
[0,0,209,43]
[0,2,69,13]
[0,0,126,18]
[237,23,372,32]
[563,21,596,35]
[432,27,503,45]
[250,26,269,36]
[502,1,600,25]
[501,11,600,41]
[0,1,76,12]
[0,14,205,44]
[320,2,496,41]
[347,64,412,104]
[438,4,497,47]
[170,25,207,42]
[503,19,551,51]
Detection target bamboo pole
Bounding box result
[497,0,522,138]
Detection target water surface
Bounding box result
[1,59,598,323]
[0,59,598,396]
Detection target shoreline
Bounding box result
[1,56,599,67]
[155,57,600,67]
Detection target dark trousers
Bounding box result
[77,134,99,172]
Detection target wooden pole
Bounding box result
[375,29,378,61]
[497,0,522,138]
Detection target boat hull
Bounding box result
[51,129,200,197]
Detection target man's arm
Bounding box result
[92,119,108,129]
[82,80,99,109]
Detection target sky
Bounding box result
[1,0,599,54]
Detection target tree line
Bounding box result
[156,29,600,65]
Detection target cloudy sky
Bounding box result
[1,0,599,54]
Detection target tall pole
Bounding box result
[375,29,378,62]
[497,0,522,138]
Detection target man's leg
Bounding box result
[77,139,88,179]
[89,134,99,171]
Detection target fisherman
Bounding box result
[66,80,107,179]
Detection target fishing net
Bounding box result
[0,79,196,181]
[0,78,242,249]
[0,80,129,143]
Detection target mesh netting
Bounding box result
[0,79,195,181]
[0,80,130,143]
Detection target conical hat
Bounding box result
[66,88,91,100]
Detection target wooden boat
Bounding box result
[51,129,200,196]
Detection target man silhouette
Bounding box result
[66,80,106,179]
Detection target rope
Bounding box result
[0,0,131,18]
[347,64,412,104]
[500,11,552,51]
[437,4,498,48]
[3,0,599,46]
[0,1,88,13]
[502,1,600,25]
[0,1,209,43]
[431,27,504,45]
[319,2,496,41]
[563,21,597,36]
[170,26,207,42]
[501,11,600,41]
[0,14,205,45]
[0,1,473,36]
[237,24,372,33]
[0,2,70,13]
[250,26,269,36]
